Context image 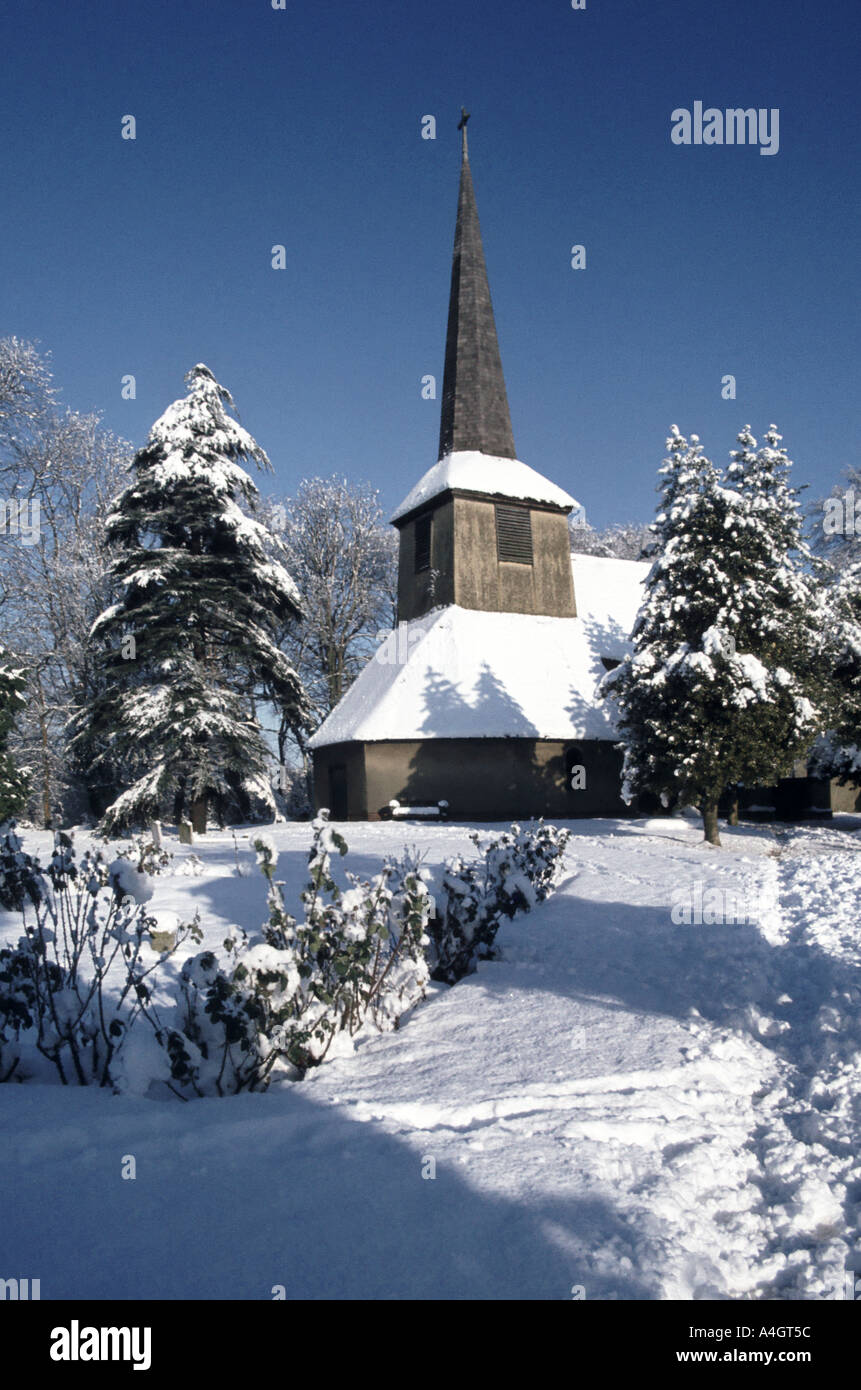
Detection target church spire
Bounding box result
[437,111,517,462]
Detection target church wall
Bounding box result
[313,737,633,821]
[310,742,368,821]
[718,774,861,819]
[397,499,455,622]
[829,778,861,813]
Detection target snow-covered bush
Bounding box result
[809,732,861,785]
[106,827,203,879]
[110,830,172,877]
[0,823,202,1086]
[429,821,571,984]
[0,816,570,1096]
[0,821,43,912]
[159,814,432,1095]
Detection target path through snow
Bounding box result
[1,817,859,1299]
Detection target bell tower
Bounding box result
[392,111,577,624]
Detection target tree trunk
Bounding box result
[728,795,739,826]
[173,777,186,826]
[701,801,721,847]
[190,796,207,835]
[35,679,53,828]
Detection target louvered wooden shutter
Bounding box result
[495,504,533,564]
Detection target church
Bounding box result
[309,117,859,824]
[309,115,650,821]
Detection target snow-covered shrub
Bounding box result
[0,821,43,912]
[160,814,432,1095]
[173,852,204,878]
[0,823,202,1087]
[808,732,861,784]
[429,821,570,984]
[107,828,204,879]
[110,830,173,877]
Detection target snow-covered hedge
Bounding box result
[0,823,202,1087]
[160,816,433,1095]
[0,816,571,1096]
[429,821,571,984]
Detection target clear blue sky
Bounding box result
[2,0,859,529]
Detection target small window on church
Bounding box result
[414,513,432,572]
[495,504,533,564]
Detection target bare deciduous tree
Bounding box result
[263,477,397,774]
[0,338,132,824]
[569,516,653,561]
[809,464,861,574]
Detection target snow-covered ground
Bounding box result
[2,814,860,1301]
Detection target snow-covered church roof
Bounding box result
[390,450,577,524]
[309,554,648,748]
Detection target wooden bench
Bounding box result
[379,799,449,821]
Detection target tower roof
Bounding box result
[390,450,576,524]
[437,112,517,462]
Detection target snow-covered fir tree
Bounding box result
[726,424,826,707]
[0,644,28,820]
[83,365,310,832]
[603,426,821,846]
[809,559,861,783]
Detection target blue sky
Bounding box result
[2,0,859,529]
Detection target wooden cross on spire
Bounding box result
[458,106,470,158]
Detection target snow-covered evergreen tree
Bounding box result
[0,645,28,820]
[810,560,861,783]
[603,426,820,846]
[726,424,826,710]
[83,365,310,832]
